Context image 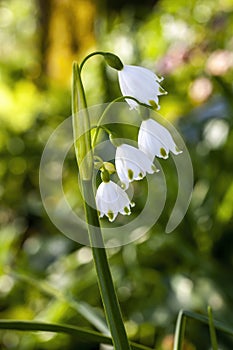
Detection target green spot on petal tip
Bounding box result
[149,100,158,109]
[152,164,159,172]
[128,169,134,180]
[121,183,126,190]
[107,211,114,221]
[160,147,167,158]
[176,146,183,154]
[124,206,130,214]
[159,86,167,95]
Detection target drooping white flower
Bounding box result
[96,180,132,222]
[138,118,182,160]
[115,144,157,189]
[118,65,167,110]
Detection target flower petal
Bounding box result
[95,181,132,221]
[115,144,156,188]
[138,119,182,160]
[118,65,166,109]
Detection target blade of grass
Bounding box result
[173,309,186,350]
[0,319,110,344]
[208,306,219,350]
[9,270,109,335]
[182,310,233,337]
[0,320,153,350]
[173,309,233,350]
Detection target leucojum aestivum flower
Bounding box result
[72,51,182,350]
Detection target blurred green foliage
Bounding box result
[0,0,233,349]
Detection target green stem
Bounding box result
[208,306,219,350]
[80,51,124,72]
[80,51,106,72]
[72,62,131,350]
[173,310,186,350]
[92,95,144,148]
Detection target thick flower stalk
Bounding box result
[138,118,182,160]
[118,65,167,110]
[115,143,158,189]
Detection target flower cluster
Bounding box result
[95,61,182,222]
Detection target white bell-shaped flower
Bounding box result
[138,118,182,160]
[118,65,167,110]
[115,144,157,189]
[96,180,132,222]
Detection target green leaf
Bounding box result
[10,270,109,334]
[0,319,153,350]
[0,319,110,344]
[173,309,187,350]
[208,306,219,350]
[173,309,233,350]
